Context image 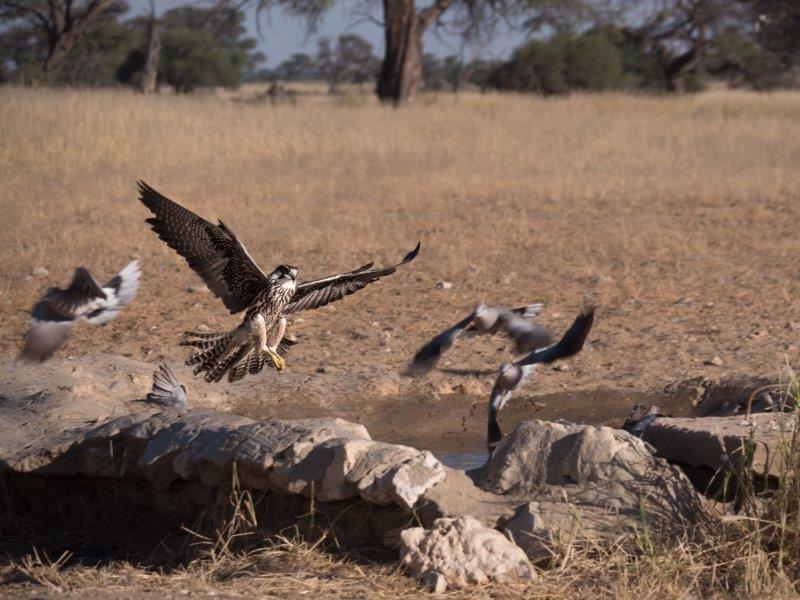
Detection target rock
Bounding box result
[455,380,484,396]
[186,285,210,294]
[705,356,724,367]
[0,355,708,571]
[552,362,569,372]
[362,376,400,397]
[505,501,623,563]
[480,420,704,557]
[643,413,795,479]
[0,363,445,512]
[32,266,49,277]
[422,571,448,594]
[435,281,452,290]
[590,274,615,286]
[432,381,454,395]
[399,516,536,589]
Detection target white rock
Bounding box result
[399,516,536,589]
[435,281,453,290]
[32,266,49,277]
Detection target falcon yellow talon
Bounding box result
[267,349,286,372]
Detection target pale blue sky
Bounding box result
[128,1,527,67]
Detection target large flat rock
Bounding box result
[643,413,794,478]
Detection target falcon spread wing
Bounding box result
[138,181,269,314]
[283,243,420,314]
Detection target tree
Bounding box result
[317,34,380,91]
[0,0,120,83]
[752,0,800,71]
[117,5,263,92]
[141,0,159,93]
[630,0,751,91]
[215,0,605,104]
[0,2,137,86]
[274,52,319,80]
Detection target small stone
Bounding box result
[590,274,615,286]
[435,281,452,290]
[553,362,569,372]
[423,571,448,594]
[32,266,49,277]
[433,381,454,395]
[456,380,484,396]
[705,356,723,367]
[690,386,706,406]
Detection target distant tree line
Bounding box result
[1,0,799,98]
[0,2,263,91]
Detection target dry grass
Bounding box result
[2,87,800,393]
[3,86,800,597]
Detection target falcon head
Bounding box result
[271,264,298,286]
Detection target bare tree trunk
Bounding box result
[377,0,455,104]
[44,31,78,81]
[142,6,160,93]
[42,0,116,84]
[377,0,423,104]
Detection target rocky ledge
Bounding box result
[1,355,709,591]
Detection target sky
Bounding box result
[128,1,528,67]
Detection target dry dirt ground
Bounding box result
[2,86,800,598]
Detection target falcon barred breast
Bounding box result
[137,181,419,383]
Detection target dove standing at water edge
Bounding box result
[20,261,141,362]
[487,306,595,454]
[138,181,420,383]
[622,403,661,438]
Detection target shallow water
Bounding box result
[230,379,693,471]
[387,388,693,471]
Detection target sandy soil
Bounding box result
[3,88,800,412]
[2,87,800,598]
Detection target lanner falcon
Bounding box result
[137,182,419,383]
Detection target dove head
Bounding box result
[498,362,524,391]
[473,303,498,331]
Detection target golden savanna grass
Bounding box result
[3,86,800,597]
[2,86,800,394]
